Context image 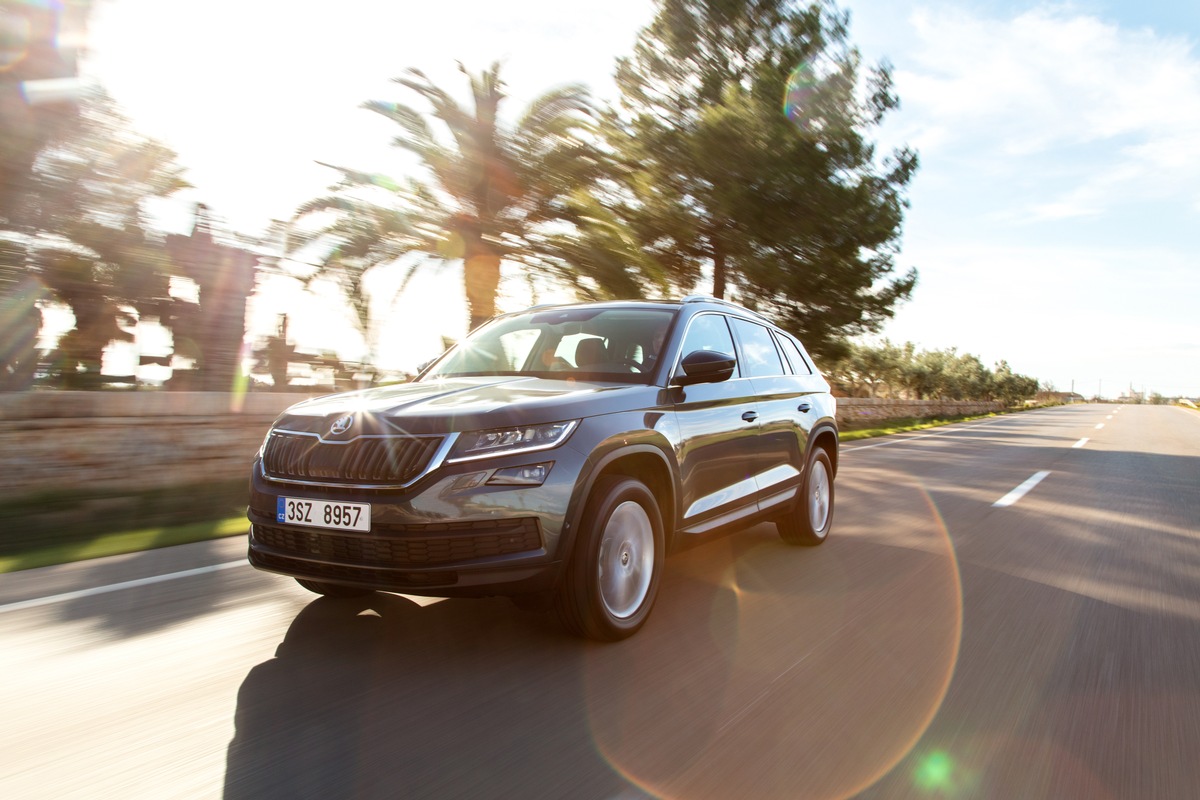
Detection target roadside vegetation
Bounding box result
[0,480,246,573]
[839,410,1012,442]
[828,340,1040,403]
[0,516,246,574]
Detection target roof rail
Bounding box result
[680,295,770,321]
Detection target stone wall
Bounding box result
[0,392,1005,503]
[0,391,303,503]
[836,397,1005,429]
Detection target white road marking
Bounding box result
[1095,423,1105,429]
[1106,415,1113,420]
[0,560,247,614]
[994,471,1052,508]
[1072,438,1090,448]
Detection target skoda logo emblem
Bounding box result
[329,414,354,435]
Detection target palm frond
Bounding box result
[394,68,480,156]
[514,84,594,142]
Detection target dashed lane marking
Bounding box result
[994,471,1052,508]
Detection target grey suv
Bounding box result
[247,297,838,640]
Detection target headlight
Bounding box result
[447,420,579,463]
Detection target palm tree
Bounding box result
[295,62,602,332]
[17,90,189,387]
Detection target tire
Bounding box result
[296,578,374,598]
[555,476,665,641]
[777,447,834,546]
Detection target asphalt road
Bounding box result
[2,404,1198,799]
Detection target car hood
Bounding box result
[273,376,664,436]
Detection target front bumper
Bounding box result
[246,446,586,598]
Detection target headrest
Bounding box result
[575,337,608,367]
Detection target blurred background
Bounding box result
[0,0,1195,558]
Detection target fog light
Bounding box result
[450,472,488,490]
[487,462,553,486]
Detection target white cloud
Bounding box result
[890,5,1200,218]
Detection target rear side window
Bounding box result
[775,333,813,375]
[730,318,785,378]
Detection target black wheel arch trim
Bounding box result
[807,419,840,475]
[558,440,680,571]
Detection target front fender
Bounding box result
[557,432,680,571]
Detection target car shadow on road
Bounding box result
[222,591,643,800]
[42,537,256,640]
[223,517,963,800]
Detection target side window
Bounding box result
[730,318,785,378]
[677,313,739,376]
[775,333,813,375]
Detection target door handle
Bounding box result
[797,403,811,413]
[741,411,758,422]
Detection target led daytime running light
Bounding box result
[448,420,578,463]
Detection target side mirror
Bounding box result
[672,350,736,386]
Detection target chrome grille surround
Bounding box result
[260,430,455,489]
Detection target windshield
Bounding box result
[422,307,676,383]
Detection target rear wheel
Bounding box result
[296,578,374,598]
[555,476,664,641]
[777,447,834,546]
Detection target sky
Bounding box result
[81,0,1199,397]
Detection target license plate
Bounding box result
[277,497,371,532]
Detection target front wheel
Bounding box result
[777,447,834,546]
[296,578,374,598]
[555,476,664,641]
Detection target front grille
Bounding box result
[252,518,543,568]
[262,432,442,486]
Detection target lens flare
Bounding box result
[368,172,400,192]
[582,476,964,800]
[0,12,31,71]
[0,275,47,377]
[783,62,817,127]
[230,339,252,412]
[914,750,957,791]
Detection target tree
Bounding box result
[162,203,259,391]
[991,360,1039,406]
[295,63,607,332]
[1,0,90,388]
[4,89,188,387]
[606,0,917,357]
[0,0,88,225]
[829,339,907,397]
[830,341,1039,403]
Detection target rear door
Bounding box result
[727,317,821,515]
